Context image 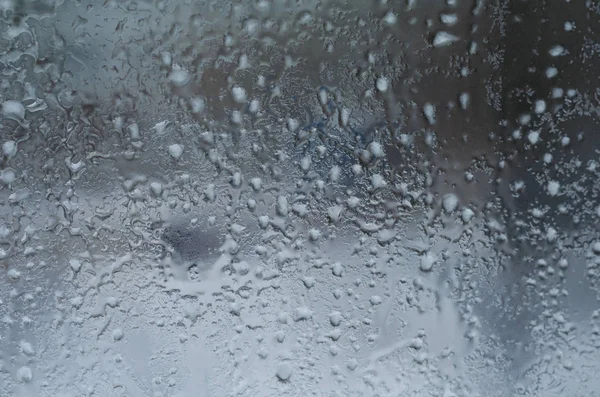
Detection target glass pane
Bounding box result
[1,1,598,396]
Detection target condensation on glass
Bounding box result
[1,1,599,396]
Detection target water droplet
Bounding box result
[564,21,574,31]
[230,172,242,187]
[190,97,205,113]
[433,31,459,47]
[329,165,341,182]
[169,66,190,86]
[546,67,558,78]
[376,77,389,92]
[0,168,16,185]
[328,206,343,222]
[69,259,82,272]
[294,306,312,321]
[7,268,21,280]
[370,174,387,189]
[308,228,321,241]
[339,107,350,127]
[534,99,546,114]
[2,100,25,120]
[168,144,184,160]
[276,196,288,216]
[420,252,437,272]
[2,140,17,157]
[383,11,397,25]
[440,13,458,26]
[459,92,470,109]
[232,86,247,103]
[329,312,342,327]
[332,262,343,277]
[250,177,262,191]
[16,366,33,383]
[547,180,560,196]
[276,363,292,381]
[19,340,35,356]
[442,194,458,213]
[527,130,540,145]
[112,328,124,341]
[549,45,566,57]
[347,196,360,209]
[150,182,163,196]
[423,102,436,124]
[461,208,475,223]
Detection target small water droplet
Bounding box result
[433,31,459,47]
[376,77,389,92]
[16,366,33,383]
[2,100,25,120]
[420,252,437,272]
[276,363,292,381]
[442,194,458,213]
[168,144,184,160]
[112,328,124,341]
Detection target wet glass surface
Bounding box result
[1,1,600,396]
